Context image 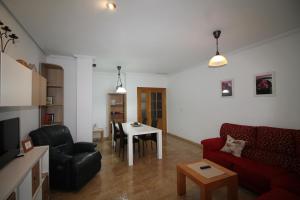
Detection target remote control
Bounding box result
[16,153,24,158]
[200,165,211,170]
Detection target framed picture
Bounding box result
[46,96,53,105]
[255,72,275,96]
[221,79,233,97]
[21,138,34,153]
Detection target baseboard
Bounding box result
[167,132,202,149]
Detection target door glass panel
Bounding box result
[141,93,147,124]
[157,92,162,118]
[151,92,157,123]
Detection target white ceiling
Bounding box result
[3,0,300,74]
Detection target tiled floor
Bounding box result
[51,135,258,200]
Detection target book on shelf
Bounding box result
[43,113,55,125]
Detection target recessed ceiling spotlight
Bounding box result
[106,2,116,10]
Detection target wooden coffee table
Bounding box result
[177,159,238,200]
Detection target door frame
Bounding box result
[137,87,167,133]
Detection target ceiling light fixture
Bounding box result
[208,30,228,68]
[106,2,116,10]
[116,66,126,93]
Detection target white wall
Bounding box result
[46,55,77,141]
[0,3,45,139]
[167,31,300,143]
[92,71,115,137]
[76,56,93,142]
[92,71,168,137]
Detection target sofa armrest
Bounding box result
[201,137,225,152]
[74,142,96,153]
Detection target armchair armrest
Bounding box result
[74,142,96,153]
[50,148,73,164]
[201,137,225,152]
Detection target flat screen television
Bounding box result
[0,118,20,169]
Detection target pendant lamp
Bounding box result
[208,30,228,68]
[116,66,126,93]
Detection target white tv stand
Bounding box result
[0,146,49,200]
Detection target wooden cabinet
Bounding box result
[42,174,49,200]
[108,93,127,135]
[0,52,32,106]
[32,162,40,196]
[39,76,47,105]
[40,63,64,126]
[0,52,46,107]
[32,71,47,106]
[0,146,49,200]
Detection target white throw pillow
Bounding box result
[221,135,246,157]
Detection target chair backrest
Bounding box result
[112,120,119,140]
[29,125,74,155]
[118,122,127,145]
[151,120,158,128]
[142,118,147,125]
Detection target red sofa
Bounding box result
[201,123,300,200]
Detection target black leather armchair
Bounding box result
[29,125,102,190]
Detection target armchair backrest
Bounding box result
[30,125,74,155]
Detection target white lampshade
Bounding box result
[116,86,126,94]
[208,55,228,67]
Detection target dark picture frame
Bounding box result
[221,79,233,97]
[255,72,275,96]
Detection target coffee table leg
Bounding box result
[177,170,186,195]
[227,176,238,200]
[200,187,212,200]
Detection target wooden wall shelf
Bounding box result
[40,63,64,127]
[108,93,127,136]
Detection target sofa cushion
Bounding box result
[241,149,294,171]
[293,133,300,175]
[220,123,257,147]
[256,126,296,155]
[256,188,300,200]
[232,157,286,193]
[272,173,300,195]
[221,135,246,157]
[294,158,300,176]
[295,133,300,156]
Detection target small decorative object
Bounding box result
[21,138,34,153]
[111,99,116,105]
[16,59,29,68]
[46,96,53,105]
[0,20,19,53]
[28,63,37,72]
[221,79,233,97]
[131,122,141,127]
[208,30,228,68]
[255,72,275,96]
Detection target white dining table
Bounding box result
[119,122,163,166]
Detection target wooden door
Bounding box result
[137,87,167,133]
